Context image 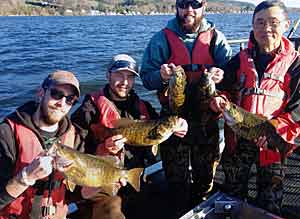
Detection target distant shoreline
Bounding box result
[2,7,300,16]
[0,11,256,17]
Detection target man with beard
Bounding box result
[0,70,84,219]
[140,0,232,217]
[71,54,188,219]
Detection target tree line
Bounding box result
[0,0,259,16]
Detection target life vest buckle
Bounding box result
[41,204,56,217]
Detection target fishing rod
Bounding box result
[287,18,300,39]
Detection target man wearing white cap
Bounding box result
[71,54,188,219]
[0,70,84,219]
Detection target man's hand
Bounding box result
[209,96,227,113]
[160,63,176,82]
[209,67,224,84]
[24,156,54,183]
[254,136,268,150]
[104,135,127,154]
[174,118,188,138]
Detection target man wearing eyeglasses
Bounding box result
[71,54,188,219]
[215,1,300,215]
[140,0,232,217]
[0,70,85,219]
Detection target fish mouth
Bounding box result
[55,157,74,171]
[223,110,237,126]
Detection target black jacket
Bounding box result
[71,85,159,169]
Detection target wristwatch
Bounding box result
[17,167,36,186]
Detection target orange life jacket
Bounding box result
[237,36,298,166]
[158,28,215,107]
[0,119,76,219]
[89,89,150,159]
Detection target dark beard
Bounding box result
[39,98,59,125]
[176,13,203,33]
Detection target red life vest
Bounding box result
[159,28,215,106]
[0,119,76,219]
[237,37,298,166]
[89,89,150,145]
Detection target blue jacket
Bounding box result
[140,17,232,91]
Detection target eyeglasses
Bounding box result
[177,1,205,9]
[50,88,78,105]
[109,60,138,74]
[253,18,283,29]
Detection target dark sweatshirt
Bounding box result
[0,101,85,209]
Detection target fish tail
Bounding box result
[127,168,144,192]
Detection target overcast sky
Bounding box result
[234,0,300,8]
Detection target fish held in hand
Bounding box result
[195,70,293,157]
[168,65,187,114]
[223,102,293,158]
[110,115,183,146]
[53,143,143,195]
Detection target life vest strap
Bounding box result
[263,73,285,83]
[243,87,286,99]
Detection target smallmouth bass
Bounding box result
[169,66,187,114]
[223,102,293,158]
[196,69,293,158]
[53,143,143,195]
[94,116,183,146]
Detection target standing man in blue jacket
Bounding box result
[140,0,232,217]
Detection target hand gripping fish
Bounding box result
[94,115,183,146]
[197,70,293,159]
[51,143,143,195]
[223,102,293,159]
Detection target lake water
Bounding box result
[1,13,300,120]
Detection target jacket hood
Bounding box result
[6,101,73,141]
[166,17,214,39]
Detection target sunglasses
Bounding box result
[177,1,205,9]
[50,88,78,105]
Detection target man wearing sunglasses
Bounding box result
[0,70,85,219]
[215,1,300,216]
[140,0,232,217]
[71,54,188,219]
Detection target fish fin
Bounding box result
[65,180,76,192]
[111,118,138,128]
[126,168,144,192]
[163,87,169,97]
[256,114,268,120]
[152,145,158,156]
[269,119,279,128]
